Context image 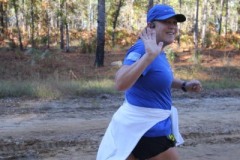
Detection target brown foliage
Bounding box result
[0,45,240,82]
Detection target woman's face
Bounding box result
[153,17,178,46]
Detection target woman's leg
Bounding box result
[149,147,179,160]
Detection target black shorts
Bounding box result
[131,135,176,160]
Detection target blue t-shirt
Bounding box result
[123,39,173,137]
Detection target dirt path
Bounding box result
[0,93,240,160]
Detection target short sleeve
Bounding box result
[123,39,150,76]
[123,39,145,65]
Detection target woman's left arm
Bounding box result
[172,78,202,93]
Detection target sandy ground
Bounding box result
[1,90,240,160]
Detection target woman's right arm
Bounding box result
[114,53,156,91]
[115,27,163,91]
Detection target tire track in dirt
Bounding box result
[0,118,108,159]
[182,131,240,146]
[0,95,240,159]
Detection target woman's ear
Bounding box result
[148,22,155,28]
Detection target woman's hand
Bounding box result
[139,27,163,59]
[185,80,202,92]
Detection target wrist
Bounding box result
[181,81,187,92]
[144,52,157,62]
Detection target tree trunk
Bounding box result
[0,2,8,35]
[177,0,182,47]
[218,0,225,35]
[45,9,50,49]
[224,0,228,36]
[148,0,154,12]
[201,0,208,48]
[65,0,70,52]
[162,0,167,4]
[65,23,70,52]
[21,0,27,34]
[237,3,240,33]
[95,0,105,67]
[30,0,35,48]
[111,0,124,47]
[60,0,65,50]
[0,2,4,34]
[88,0,92,31]
[193,0,199,64]
[13,0,24,51]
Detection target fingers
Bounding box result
[139,27,163,56]
[192,84,202,92]
[140,28,148,40]
[190,81,202,92]
[186,80,202,92]
[139,27,155,40]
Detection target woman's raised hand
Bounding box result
[139,27,163,59]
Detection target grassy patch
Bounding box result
[173,65,240,89]
[202,79,240,89]
[0,48,239,99]
[0,81,34,98]
[0,79,117,99]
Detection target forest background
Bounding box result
[0,0,240,99]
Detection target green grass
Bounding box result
[0,79,117,99]
[0,81,35,98]
[202,79,240,89]
[0,65,239,99]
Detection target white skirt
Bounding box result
[96,101,184,160]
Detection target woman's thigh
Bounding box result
[132,136,176,159]
[149,147,179,160]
